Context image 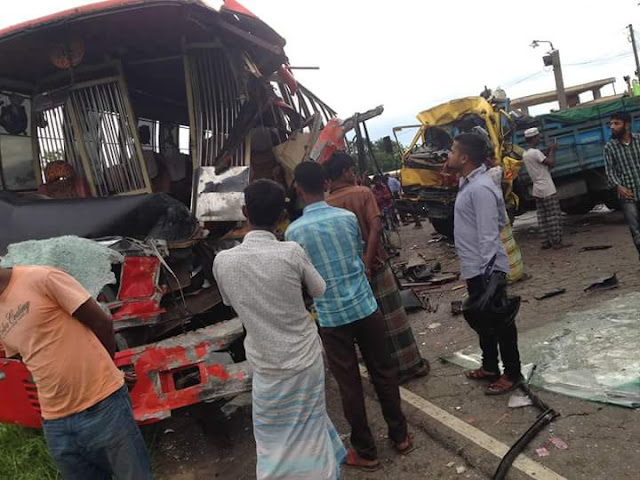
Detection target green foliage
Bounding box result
[0,424,60,480]
[346,137,405,175]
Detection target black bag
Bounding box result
[462,256,520,335]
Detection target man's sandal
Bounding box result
[465,368,500,382]
[393,435,416,455]
[485,375,522,396]
[344,449,382,472]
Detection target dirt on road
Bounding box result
[151,208,639,480]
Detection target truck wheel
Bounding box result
[604,197,620,211]
[561,200,596,215]
[430,217,454,238]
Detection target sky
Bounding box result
[3,0,640,142]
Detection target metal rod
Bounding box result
[182,41,200,172]
[117,70,152,193]
[188,53,202,167]
[223,51,239,165]
[99,84,129,191]
[107,82,136,191]
[112,83,141,191]
[203,52,216,166]
[91,86,120,192]
[108,81,134,191]
[209,52,219,166]
[78,88,106,194]
[67,92,99,196]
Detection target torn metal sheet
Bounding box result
[443,292,640,408]
[193,166,249,222]
[584,273,619,293]
[114,317,251,423]
[400,288,424,311]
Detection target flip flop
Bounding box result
[344,449,382,472]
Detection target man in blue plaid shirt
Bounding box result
[604,111,640,256]
[286,162,412,472]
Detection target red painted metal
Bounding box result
[221,0,257,18]
[118,256,160,299]
[0,359,42,428]
[111,256,165,326]
[0,319,250,428]
[0,248,251,429]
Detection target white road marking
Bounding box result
[359,366,567,480]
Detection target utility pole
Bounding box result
[531,40,568,110]
[550,50,568,110]
[628,24,640,81]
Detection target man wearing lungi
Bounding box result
[324,152,429,384]
[214,179,346,479]
[287,162,413,473]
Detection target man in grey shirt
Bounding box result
[447,133,522,395]
[213,179,346,479]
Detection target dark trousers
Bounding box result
[319,309,407,461]
[466,276,522,381]
[621,200,640,256]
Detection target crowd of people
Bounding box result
[1,111,638,479]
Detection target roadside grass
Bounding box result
[0,424,60,480]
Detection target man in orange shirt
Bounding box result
[0,265,153,480]
[325,152,429,384]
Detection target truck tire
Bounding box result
[561,199,596,215]
[604,197,620,211]
[430,217,454,238]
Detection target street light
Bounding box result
[530,40,555,50]
[530,39,567,110]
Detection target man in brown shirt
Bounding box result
[325,152,429,383]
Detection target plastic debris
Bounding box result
[535,447,550,457]
[428,322,441,330]
[446,461,456,468]
[549,436,568,450]
[456,466,467,474]
[508,393,534,408]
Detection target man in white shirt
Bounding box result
[523,127,569,250]
[213,179,346,479]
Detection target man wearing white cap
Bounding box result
[523,127,568,249]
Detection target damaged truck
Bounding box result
[0,0,335,428]
[394,96,523,237]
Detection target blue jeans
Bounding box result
[621,200,640,255]
[43,385,153,480]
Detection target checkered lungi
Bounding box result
[535,193,563,247]
[369,262,428,383]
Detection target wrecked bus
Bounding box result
[394,96,523,237]
[0,0,334,427]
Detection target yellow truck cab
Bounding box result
[395,96,522,236]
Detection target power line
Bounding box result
[565,51,632,67]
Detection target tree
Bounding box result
[346,136,405,175]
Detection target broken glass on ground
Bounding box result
[443,292,640,408]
